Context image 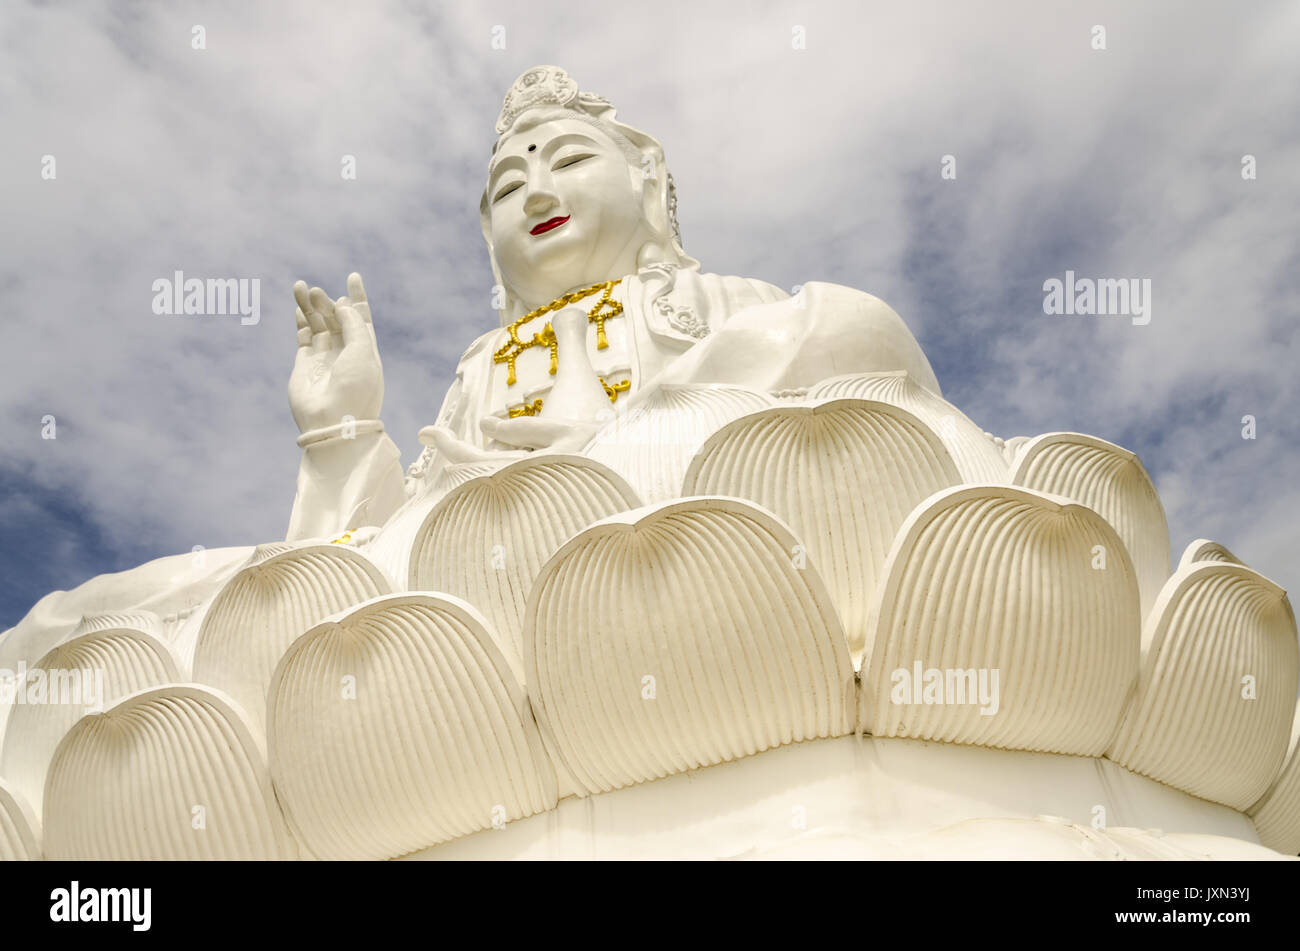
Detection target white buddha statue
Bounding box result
[6,67,1298,864]
[283,65,941,541]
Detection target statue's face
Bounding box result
[488,117,650,308]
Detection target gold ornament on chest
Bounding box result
[493,279,632,417]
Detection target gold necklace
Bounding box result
[493,279,623,386]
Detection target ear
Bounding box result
[637,147,671,244]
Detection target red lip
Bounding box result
[530,215,570,236]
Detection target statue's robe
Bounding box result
[1,268,941,667]
[436,266,941,450]
[0,546,254,674]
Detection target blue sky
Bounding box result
[1,0,1297,632]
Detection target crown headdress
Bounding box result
[494,66,612,135]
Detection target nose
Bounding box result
[523,188,558,217]
[523,170,559,218]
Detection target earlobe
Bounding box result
[639,167,670,244]
[635,155,676,271]
[636,240,669,270]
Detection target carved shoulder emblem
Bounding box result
[656,298,709,339]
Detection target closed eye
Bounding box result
[493,181,523,202]
[553,153,594,170]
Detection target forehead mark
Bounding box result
[488,129,607,187]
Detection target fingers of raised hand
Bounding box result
[293,280,314,319]
[296,276,372,352]
[294,280,331,349]
[335,303,373,350]
[347,272,368,308]
[309,286,341,337]
[295,307,313,348]
[336,296,377,349]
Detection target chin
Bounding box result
[523,241,591,287]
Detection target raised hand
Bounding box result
[289,273,383,434]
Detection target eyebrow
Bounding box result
[487,131,603,188]
[487,154,526,191]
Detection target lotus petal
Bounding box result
[267,593,557,859]
[1178,538,1244,571]
[1109,562,1299,810]
[1011,433,1170,614]
[43,684,296,859]
[861,485,1140,755]
[525,497,855,795]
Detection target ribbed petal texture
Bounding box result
[861,486,1141,755]
[525,497,856,795]
[44,685,295,859]
[267,594,558,859]
[1012,433,1170,614]
[1248,700,1300,855]
[0,778,40,861]
[1109,563,1298,810]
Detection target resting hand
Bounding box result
[479,414,605,453]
